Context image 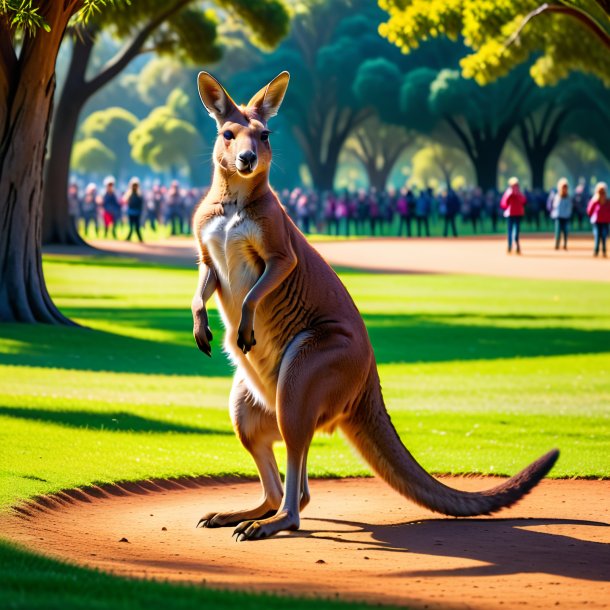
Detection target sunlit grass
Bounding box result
[0,254,608,511]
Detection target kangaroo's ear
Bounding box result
[197,72,239,125]
[247,71,290,122]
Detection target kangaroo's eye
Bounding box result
[223,130,234,141]
[260,131,270,142]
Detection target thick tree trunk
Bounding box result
[0,6,75,323]
[529,149,547,191]
[473,146,501,192]
[42,88,88,246]
[42,33,94,246]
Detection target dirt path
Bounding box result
[3,477,609,609]
[66,234,610,282]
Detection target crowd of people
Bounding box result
[69,175,609,256]
[70,177,203,242]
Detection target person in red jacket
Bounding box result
[587,181,610,257]
[500,177,527,254]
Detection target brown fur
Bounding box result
[191,71,559,540]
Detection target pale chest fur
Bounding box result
[201,202,264,325]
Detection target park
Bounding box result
[1,1,610,609]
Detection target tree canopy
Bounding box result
[378,0,610,86]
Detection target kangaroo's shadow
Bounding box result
[295,517,609,581]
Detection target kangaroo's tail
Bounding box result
[341,392,559,517]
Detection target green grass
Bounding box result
[1,253,609,609]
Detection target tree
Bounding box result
[378,0,610,86]
[79,106,138,178]
[230,0,409,191]
[345,116,414,190]
[71,137,116,176]
[129,94,202,179]
[42,0,290,245]
[411,142,474,189]
[0,1,116,324]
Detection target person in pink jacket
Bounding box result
[587,181,610,257]
[500,177,527,254]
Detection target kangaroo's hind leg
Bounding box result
[234,327,365,540]
[197,374,283,528]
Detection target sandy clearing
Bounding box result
[3,476,609,609]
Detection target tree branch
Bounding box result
[445,115,477,161]
[85,0,193,94]
[505,2,610,51]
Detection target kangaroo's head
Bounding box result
[197,71,290,180]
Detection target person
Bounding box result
[415,188,431,237]
[500,177,527,254]
[145,184,163,232]
[323,191,338,235]
[296,191,311,234]
[469,187,484,233]
[485,189,499,232]
[101,176,121,239]
[67,180,81,233]
[550,178,572,250]
[396,187,411,237]
[125,177,144,242]
[442,187,460,237]
[166,180,184,235]
[572,183,588,230]
[587,181,610,257]
[81,182,99,237]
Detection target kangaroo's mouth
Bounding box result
[235,160,257,176]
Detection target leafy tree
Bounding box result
[345,116,414,190]
[411,142,474,189]
[0,1,120,323]
[43,0,290,245]
[230,0,409,191]
[378,0,610,86]
[129,95,202,179]
[79,107,138,178]
[71,138,116,176]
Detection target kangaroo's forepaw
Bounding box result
[233,510,300,541]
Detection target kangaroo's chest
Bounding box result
[202,204,264,307]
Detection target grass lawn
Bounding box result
[1,252,609,608]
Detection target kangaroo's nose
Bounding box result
[237,150,257,166]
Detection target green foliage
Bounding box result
[411,141,473,188]
[71,137,116,175]
[80,106,138,154]
[129,95,202,174]
[379,0,610,86]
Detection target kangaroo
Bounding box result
[191,71,559,541]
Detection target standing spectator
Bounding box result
[396,187,411,237]
[166,180,184,235]
[145,184,163,232]
[296,192,311,234]
[323,191,338,235]
[500,177,527,254]
[485,189,499,232]
[81,182,99,237]
[102,176,121,239]
[587,182,610,258]
[469,187,484,233]
[335,191,350,236]
[442,187,460,237]
[550,178,573,250]
[415,188,431,237]
[572,183,588,230]
[183,188,198,234]
[369,189,380,235]
[125,178,144,242]
[67,180,81,233]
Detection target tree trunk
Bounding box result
[42,33,94,246]
[0,6,75,323]
[529,149,547,191]
[473,146,501,192]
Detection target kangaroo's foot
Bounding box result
[233,510,300,541]
[197,500,279,528]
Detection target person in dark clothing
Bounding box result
[469,187,484,233]
[125,178,144,242]
[415,188,431,237]
[443,188,460,237]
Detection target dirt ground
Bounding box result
[76,233,610,282]
[3,477,609,609]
